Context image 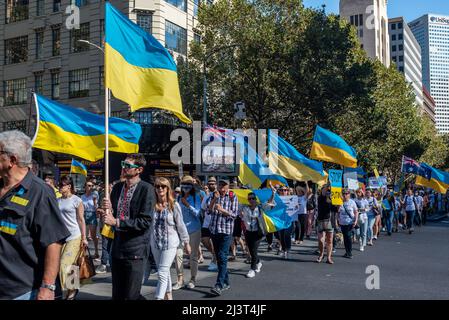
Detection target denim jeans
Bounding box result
[211,233,233,289]
[385,210,394,233]
[367,215,376,241]
[406,210,415,230]
[358,218,368,247]
[101,234,113,266]
[14,290,38,300]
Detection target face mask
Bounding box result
[181,184,193,192]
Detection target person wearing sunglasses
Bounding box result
[99,153,155,300]
[201,176,219,272]
[150,177,190,300]
[337,189,359,259]
[240,183,277,278]
[173,175,203,290]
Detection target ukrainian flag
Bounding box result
[231,188,291,233]
[415,163,449,194]
[32,94,141,162]
[235,134,288,188]
[105,3,191,124]
[310,125,357,168]
[268,131,327,184]
[71,159,88,176]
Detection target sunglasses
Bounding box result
[121,161,140,169]
[155,185,168,189]
[86,184,94,187]
[248,197,257,200]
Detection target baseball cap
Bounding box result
[218,179,230,185]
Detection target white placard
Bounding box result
[280,196,299,217]
[347,178,360,191]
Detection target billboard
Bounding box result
[197,143,238,176]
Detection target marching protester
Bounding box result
[278,186,294,259]
[354,188,369,252]
[201,176,218,271]
[414,190,424,227]
[382,192,396,236]
[151,177,190,300]
[365,190,379,246]
[294,183,310,245]
[306,187,317,240]
[81,179,99,259]
[99,153,154,300]
[373,189,383,240]
[207,178,239,296]
[401,189,417,234]
[240,184,277,278]
[316,184,334,264]
[44,174,62,199]
[173,175,202,290]
[0,131,70,300]
[338,189,359,259]
[57,175,87,300]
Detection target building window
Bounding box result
[398,22,403,29]
[399,44,403,51]
[137,12,153,34]
[359,29,363,38]
[34,72,43,94]
[165,20,187,55]
[398,33,403,40]
[392,56,397,62]
[354,14,359,27]
[399,55,404,62]
[53,0,61,12]
[4,36,28,65]
[99,66,104,94]
[399,66,404,72]
[194,0,199,16]
[37,0,44,16]
[392,45,396,52]
[52,26,61,56]
[392,34,396,41]
[391,23,396,30]
[69,69,89,98]
[350,15,354,25]
[134,111,153,124]
[35,30,44,59]
[71,0,88,6]
[70,23,90,53]
[359,14,363,27]
[100,19,105,48]
[194,32,201,44]
[51,70,60,99]
[6,0,29,24]
[164,0,186,12]
[4,120,27,132]
[4,78,27,106]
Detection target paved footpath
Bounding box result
[79,219,449,300]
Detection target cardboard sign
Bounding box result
[331,187,343,205]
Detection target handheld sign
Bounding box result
[329,169,343,205]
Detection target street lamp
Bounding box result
[77,39,104,52]
[202,44,240,126]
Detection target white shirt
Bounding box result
[297,196,308,215]
[81,193,97,213]
[404,195,416,211]
[58,195,83,241]
[354,198,369,222]
[338,199,358,226]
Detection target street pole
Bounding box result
[203,62,208,126]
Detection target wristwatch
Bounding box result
[40,283,56,291]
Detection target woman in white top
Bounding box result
[58,175,87,300]
[294,183,311,245]
[151,177,191,300]
[354,188,369,252]
[338,190,358,259]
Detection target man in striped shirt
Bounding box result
[207,179,238,296]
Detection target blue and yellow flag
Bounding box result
[268,131,327,184]
[232,188,291,233]
[105,2,191,124]
[415,163,449,194]
[310,125,357,168]
[235,134,287,189]
[71,159,87,176]
[32,94,142,162]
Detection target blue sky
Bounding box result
[302,0,449,22]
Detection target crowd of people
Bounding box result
[1,130,448,300]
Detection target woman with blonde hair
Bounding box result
[151,177,191,300]
[354,188,369,252]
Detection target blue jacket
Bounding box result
[178,194,202,234]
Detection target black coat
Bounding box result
[110,180,155,259]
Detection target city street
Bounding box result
[79,219,449,300]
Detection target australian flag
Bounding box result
[401,156,432,179]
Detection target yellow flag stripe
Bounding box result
[310,141,357,168]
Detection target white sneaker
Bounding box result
[283,251,289,260]
[255,262,262,273]
[207,262,218,271]
[95,264,107,274]
[246,270,256,278]
[373,235,378,240]
[360,245,364,252]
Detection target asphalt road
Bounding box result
[79,219,449,300]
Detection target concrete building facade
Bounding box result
[340,0,390,67]
[389,17,424,108]
[0,0,204,134]
[409,14,449,133]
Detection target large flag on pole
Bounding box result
[310,125,357,168]
[268,130,328,184]
[104,2,191,124]
[415,163,449,194]
[31,94,141,162]
[401,155,431,179]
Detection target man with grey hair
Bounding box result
[0,130,70,300]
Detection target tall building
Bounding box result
[340,0,390,67]
[423,86,436,124]
[0,0,204,134]
[409,14,449,133]
[389,17,423,108]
